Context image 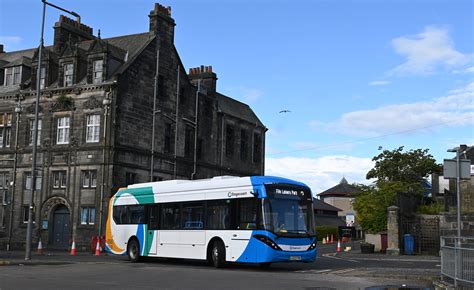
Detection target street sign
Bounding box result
[443,159,471,179]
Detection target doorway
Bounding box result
[51,205,70,249]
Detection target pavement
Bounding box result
[0,249,125,266]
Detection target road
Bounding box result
[0,243,439,289]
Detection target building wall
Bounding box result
[322,196,355,218]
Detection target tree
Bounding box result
[354,147,441,233]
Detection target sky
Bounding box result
[1,0,473,194]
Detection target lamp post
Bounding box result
[26,0,80,261]
[6,99,22,251]
[99,91,111,238]
[447,146,462,288]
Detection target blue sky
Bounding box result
[1,0,473,192]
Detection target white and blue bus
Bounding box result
[105,176,317,267]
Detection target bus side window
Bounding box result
[238,198,257,230]
[148,204,160,230]
[207,200,230,230]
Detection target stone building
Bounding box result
[0,3,266,250]
[317,177,359,225]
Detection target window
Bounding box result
[225,124,234,157]
[148,204,160,230]
[52,171,67,189]
[56,117,70,144]
[112,205,145,225]
[0,113,12,148]
[184,127,193,158]
[182,202,204,229]
[253,132,261,163]
[4,66,21,86]
[63,63,74,87]
[25,174,42,191]
[207,200,231,230]
[164,123,172,153]
[39,67,46,89]
[81,207,95,225]
[240,129,248,161]
[161,203,180,230]
[125,172,136,186]
[81,170,97,188]
[23,205,35,223]
[92,59,103,84]
[0,172,10,205]
[86,115,100,143]
[28,119,42,146]
[238,198,257,230]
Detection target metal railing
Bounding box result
[441,236,474,286]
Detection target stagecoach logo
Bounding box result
[227,191,247,197]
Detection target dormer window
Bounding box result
[93,59,103,84]
[63,63,74,87]
[4,66,21,86]
[39,67,46,89]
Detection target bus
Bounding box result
[105,176,317,267]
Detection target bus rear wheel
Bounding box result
[211,240,225,268]
[127,239,141,263]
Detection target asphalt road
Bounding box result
[0,244,440,290]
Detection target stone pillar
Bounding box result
[386,206,400,255]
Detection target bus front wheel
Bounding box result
[211,240,225,268]
[127,239,141,263]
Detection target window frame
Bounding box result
[85,114,100,143]
[92,59,103,84]
[28,119,42,146]
[81,170,97,188]
[52,171,67,189]
[81,207,96,225]
[63,63,74,87]
[56,116,70,145]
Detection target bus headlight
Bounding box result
[253,235,282,251]
[308,241,317,250]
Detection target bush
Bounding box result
[315,226,339,241]
[417,201,443,214]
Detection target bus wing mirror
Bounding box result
[250,190,259,197]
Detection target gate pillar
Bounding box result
[386,206,400,255]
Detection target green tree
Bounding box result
[354,147,441,233]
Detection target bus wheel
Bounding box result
[211,240,225,268]
[127,239,141,263]
[259,262,271,269]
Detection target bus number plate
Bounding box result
[290,256,301,261]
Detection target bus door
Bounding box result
[147,204,160,255]
[230,198,257,262]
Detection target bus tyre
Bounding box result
[211,240,225,268]
[259,262,271,269]
[127,239,141,263]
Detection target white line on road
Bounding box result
[321,253,360,263]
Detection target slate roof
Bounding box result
[318,177,359,197]
[216,92,264,127]
[313,198,342,212]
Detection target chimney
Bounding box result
[53,15,94,53]
[0,44,4,54]
[149,3,175,46]
[189,65,217,94]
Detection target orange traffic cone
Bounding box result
[37,238,44,255]
[326,234,330,244]
[330,234,334,244]
[70,240,77,256]
[94,239,101,256]
[336,239,342,253]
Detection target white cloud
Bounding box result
[265,155,374,194]
[311,82,474,137]
[369,80,391,86]
[453,66,474,74]
[0,36,22,51]
[390,26,471,75]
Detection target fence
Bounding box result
[400,215,440,254]
[441,236,474,286]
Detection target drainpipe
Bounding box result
[150,37,160,182]
[191,80,200,180]
[173,65,180,179]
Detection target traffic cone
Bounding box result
[94,239,101,256]
[336,239,342,253]
[330,234,334,244]
[70,240,77,256]
[322,237,326,244]
[37,238,43,255]
[326,234,330,243]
